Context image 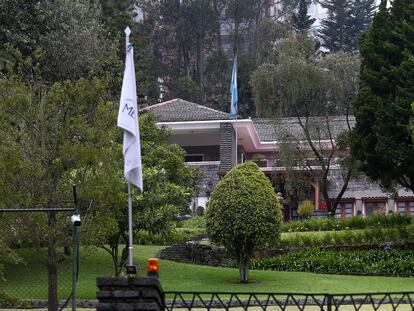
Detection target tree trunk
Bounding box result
[47,212,59,311]
[238,255,249,283]
[212,0,222,49]
[233,3,240,55]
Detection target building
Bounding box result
[140,98,414,219]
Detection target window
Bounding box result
[364,201,386,216]
[397,201,414,215]
[336,202,354,219]
[184,154,204,162]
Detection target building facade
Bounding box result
[141,98,414,219]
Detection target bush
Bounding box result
[297,200,315,219]
[282,213,413,232]
[207,162,282,283]
[135,228,206,245]
[179,216,206,229]
[280,227,407,248]
[195,206,205,216]
[250,248,414,275]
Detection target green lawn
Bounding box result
[2,245,414,300]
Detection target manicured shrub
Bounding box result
[297,200,315,219]
[207,162,282,283]
[250,248,414,275]
[280,227,407,248]
[282,214,412,233]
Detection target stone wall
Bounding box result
[196,163,220,197]
[158,241,232,267]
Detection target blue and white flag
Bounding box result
[230,55,238,119]
[117,42,143,191]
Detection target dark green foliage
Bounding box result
[99,0,136,38]
[0,1,120,84]
[348,0,376,50]
[319,0,375,52]
[206,162,282,283]
[250,248,414,275]
[291,0,315,31]
[282,213,413,232]
[170,76,202,103]
[0,0,52,56]
[319,0,351,51]
[351,0,414,193]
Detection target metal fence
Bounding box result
[0,208,78,309]
[164,291,414,310]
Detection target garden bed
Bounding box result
[250,248,414,276]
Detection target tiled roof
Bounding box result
[253,116,356,142]
[327,170,414,199]
[142,99,356,142]
[140,98,229,122]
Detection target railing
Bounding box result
[164,291,414,310]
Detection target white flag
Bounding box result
[117,43,143,191]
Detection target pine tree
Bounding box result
[351,0,414,192]
[99,0,136,38]
[292,0,316,32]
[348,0,376,50]
[319,0,351,52]
[319,0,377,52]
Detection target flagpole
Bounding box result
[235,117,238,165]
[125,26,135,274]
[127,182,134,268]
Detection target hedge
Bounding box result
[250,248,414,275]
[279,226,409,248]
[282,213,412,233]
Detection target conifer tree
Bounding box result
[319,0,351,51]
[292,0,316,32]
[351,0,414,192]
[347,0,376,50]
[319,0,376,52]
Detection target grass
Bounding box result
[2,245,414,301]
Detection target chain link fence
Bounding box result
[0,210,76,309]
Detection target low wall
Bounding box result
[159,241,232,267]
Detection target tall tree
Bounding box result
[351,0,414,193]
[98,0,136,38]
[319,0,376,52]
[319,0,351,52]
[0,77,111,311]
[347,0,377,50]
[291,0,316,32]
[251,33,360,216]
[77,112,201,276]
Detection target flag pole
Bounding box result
[235,116,238,165]
[125,26,135,275]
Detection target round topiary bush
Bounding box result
[206,162,282,283]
